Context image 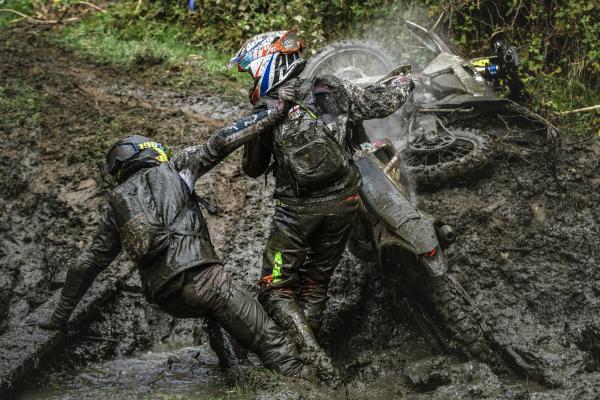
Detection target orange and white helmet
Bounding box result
[227,31,305,104]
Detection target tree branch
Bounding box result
[0,8,56,24]
[557,105,600,115]
[74,2,106,13]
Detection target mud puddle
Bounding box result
[18,343,230,400]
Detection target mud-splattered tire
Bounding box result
[303,41,396,79]
[399,128,492,187]
[430,276,501,365]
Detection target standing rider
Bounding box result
[228,31,414,369]
[39,86,313,378]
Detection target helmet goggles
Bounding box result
[106,141,169,176]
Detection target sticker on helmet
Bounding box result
[138,142,169,162]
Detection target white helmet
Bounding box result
[227,31,305,104]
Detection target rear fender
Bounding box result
[355,153,419,230]
[393,212,440,255]
[417,247,448,277]
[356,149,448,277]
[376,223,447,278]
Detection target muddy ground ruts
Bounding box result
[1,25,600,399]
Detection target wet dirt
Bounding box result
[1,25,600,399]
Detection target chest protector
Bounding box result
[274,79,350,196]
[107,162,219,299]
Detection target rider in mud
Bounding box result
[39,85,315,379]
[228,31,414,373]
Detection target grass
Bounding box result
[52,1,249,99]
[0,78,47,130]
[129,368,281,399]
[0,78,47,197]
[0,0,33,28]
[524,74,600,137]
[227,367,281,394]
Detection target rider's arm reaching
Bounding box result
[40,208,122,330]
[39,100,286,330]
[40,85,294,331]
[323,74,414,122]
[240,104,274,179]
[173,85,294,186]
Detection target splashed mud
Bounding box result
[1,25,599,400]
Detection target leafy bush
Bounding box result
[423,0,600,85]
[142,0,599,87]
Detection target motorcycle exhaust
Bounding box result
[435,224,456,249]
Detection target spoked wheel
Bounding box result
[399,128,491,186]
[303,41,396,80]
[429,275,498,363]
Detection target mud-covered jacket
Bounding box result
[59,102,289,303]
[242,75,411,205]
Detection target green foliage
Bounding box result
[0,79,46,129]
[59,5,190,66]
[423,0,600,84]
[526,74,600,136]
[147,0,415,54]
[54,1,250,98]
[0,0,34,27]
[0,78,47,197]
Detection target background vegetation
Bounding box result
[0,0,598,134]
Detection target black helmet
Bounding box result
[106,135,169,182]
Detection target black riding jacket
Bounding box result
[60,101,289,302]
[242,75,412,205]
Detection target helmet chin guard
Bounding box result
[227,31,305,104]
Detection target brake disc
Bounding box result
[408,132,456,153]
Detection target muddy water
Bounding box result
[19,343,228,400]
[2,25,600,400]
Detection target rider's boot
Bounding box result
[260,288,340,387]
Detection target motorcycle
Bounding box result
[301,24,544,375]
[349,139,532,375]
[303,20,559,187]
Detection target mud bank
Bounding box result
[1,25,600,399]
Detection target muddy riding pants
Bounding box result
[156,264,302,376]
[259,196,359,334]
